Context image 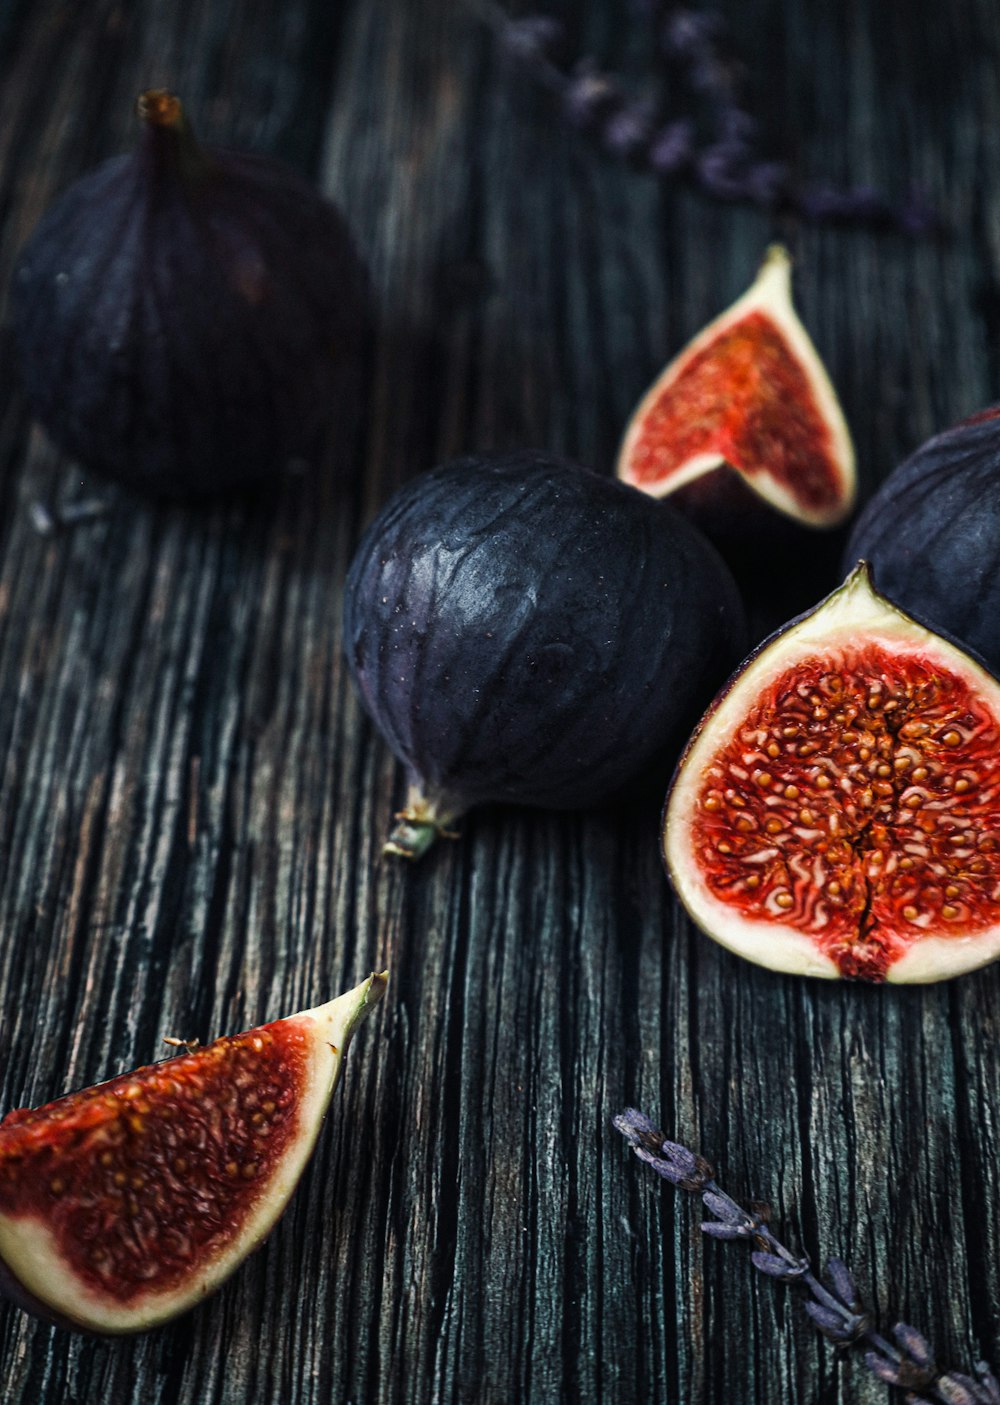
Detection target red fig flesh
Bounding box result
[618,246,855,528]
[0,973,386,1333]
[665,566,1000,982]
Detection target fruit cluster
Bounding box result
[1,82,997,1348]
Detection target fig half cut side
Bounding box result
[0,972,386,1334]
[618,245,856,529]
[664,565,1000,982]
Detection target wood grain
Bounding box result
[0,0,996,1401]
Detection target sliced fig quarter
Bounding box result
[664,565,1000,982]
[618,245,855,528]
[0,972,387,1334]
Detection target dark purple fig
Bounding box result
[845,407,1000,674]
[10,91,370,498]
[343,451,747,858]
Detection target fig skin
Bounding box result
[846,407,1000,675]
[343,451,748,856]
[0,973,386,1335]
[10,91,370,499]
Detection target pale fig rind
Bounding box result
[618,245,856,528]
[0,972,387,1334]
[664,565,1000,983]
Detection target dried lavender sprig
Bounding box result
[614,1110,994,1402]
[473,0,939,235]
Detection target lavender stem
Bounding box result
[472,2,940,235]
[614,1109,992,1401]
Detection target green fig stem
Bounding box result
[384,785,462,860]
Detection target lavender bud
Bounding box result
[688,55,736,101]
[603,106,653,158]
[648,119,695,174]
[663,9,722,60]
[936,1376,985,1405]
[697,145,751,200]
[731,160,779,205]
[718,107,758,144]
[701,1220,750,1239]
[797,181,849,222]
[563,63,621,129]
[865,1352,911,1387]
[634,1142,708,1191]
[824,1258,858,1308]
[893,1323,936,1371]
[613,1109,655,1142]
[632,1143,680,1176]
[498,15,564,65]
[751,1250,809,1281]
[804,1300,852,1340]
[977,1364,1000,1404]
[942,1373,997,1404]
[702,1189,750,1227]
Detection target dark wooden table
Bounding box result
[0,1,997,1401]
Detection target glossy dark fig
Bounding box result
[344,451,748,857]
[10,91,370,498]
[846,407,1000,674]
[0,974,386,1334]
[665,564,1000,983]
[618,246,856,534]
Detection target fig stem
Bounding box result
[384,815,454,860]
[384,788,462,860]
[136,90,184,129]
[136,89,213,185]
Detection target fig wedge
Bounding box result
[0,973,386,1334]
[618,245,855,529]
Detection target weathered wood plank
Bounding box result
[0,0,996,1401]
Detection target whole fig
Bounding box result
[344,451,747,857]
[846,407,1000,674]
[10,91,370,497]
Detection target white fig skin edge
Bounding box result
[618,245,856,527]
[0,971,387,1334]
[665,565,1000,983]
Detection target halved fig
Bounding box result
[0,972,386,1334]
[664,565,1000,982]
[618,245,855,529]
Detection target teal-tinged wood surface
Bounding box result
[0,1,997,1401]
